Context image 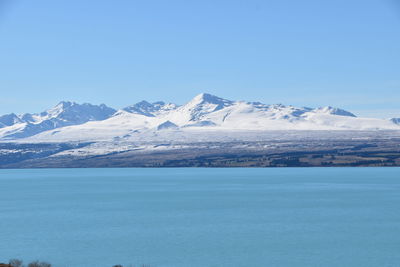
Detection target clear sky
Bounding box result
[0,0,399,118]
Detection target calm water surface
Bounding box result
[1,168,399,267]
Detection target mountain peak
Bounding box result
[123,100,177,117]
[1,102,117,139]
[316,106,356,117]
[0,113,22,128]
[181,93,234,121]
[193,92,213,100]
[56,101,76,108]
[191,93,231,105]
[187,93,233,108]
[136,100,152,106]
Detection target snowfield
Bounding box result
[1,93,399,143]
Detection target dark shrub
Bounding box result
[27,261,51,267]
[9,259,23,267]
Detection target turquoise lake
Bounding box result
[1,168,400,267]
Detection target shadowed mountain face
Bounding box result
[157,120,178,130]
[123,101,177,117]
[391,118,400,124]
[0,93,399,141]
[0,113,22,128]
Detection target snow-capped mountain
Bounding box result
[0,101,116,139]
[0,113,23,128]
[313,106,356,117]
[0,93,399,142]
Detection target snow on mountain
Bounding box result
[123,101,177,117]
[391,118,400,124]
[40,101,116,123]
[180,93,232,120]
[0,113,23,128]
[161,93,233,126]
[313,106,356,117]
[0,93,399,142]
[0,101,116,139]
[157,120,179,130]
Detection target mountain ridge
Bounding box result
[0,102,116,139]
[0,93,399,142]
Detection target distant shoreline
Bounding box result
[1,137,399,168]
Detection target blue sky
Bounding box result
[0,0,399,118]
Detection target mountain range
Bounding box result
[0,93,399,142]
